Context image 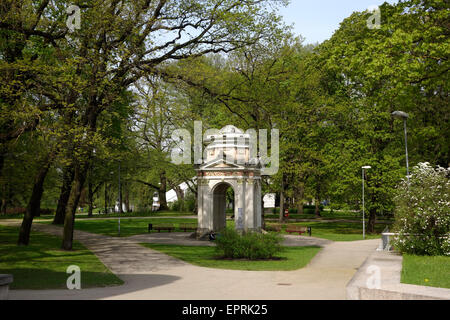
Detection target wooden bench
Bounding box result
[179,223,197,232]
[286,225,311,236]
[153,223,175,233]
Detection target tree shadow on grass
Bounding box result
[6,269,181,300]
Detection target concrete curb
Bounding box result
[346,250,450,300]
[0,274,13,300]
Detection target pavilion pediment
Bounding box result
[200,158,246,170]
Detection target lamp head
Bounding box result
[362,166,371,169]
[391,111,409,119]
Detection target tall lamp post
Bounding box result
[362,166,371,240]
[391,111,410,183]
[118,161,122,214]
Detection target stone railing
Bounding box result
[0,274,13,300]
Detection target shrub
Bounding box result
[169,200,182,212]
[392,163,450,256]
[5,207,26,215]
[271,205,323,215]
[39,208,54,215]
[215,228,283,260]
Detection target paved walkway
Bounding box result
[1,220,379,300]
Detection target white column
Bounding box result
[254,179,262,230]
[235,178,245,231]
[245,178,254,231]
[205,180,213,230]
[197,178,205,230]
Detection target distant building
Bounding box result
[152,192,160,211]
[263,193,275,208]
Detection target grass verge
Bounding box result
[401,254,450,289]
[141,243,321,271]
[0,225,123,289]
[40,217,384,241]
[39,218,197,237]
[262,221,385,241]
[0,210,195,220]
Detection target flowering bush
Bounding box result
[392,163,450,256]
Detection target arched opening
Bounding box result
[212,182,234,232]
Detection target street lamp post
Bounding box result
[362,166,371,240]
[391,111,410,183]
[118,161,122,214]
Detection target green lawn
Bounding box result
[77,210,195,218]
[263,211,393,222]
[142,243,321,271]
[0,210,195,220]
[40,218,198,237]
[38,216,383,241]
[0,214,55,220]
[59,217,384,241]
[401,254,450,289]
[283,221,385,241]
[0,225,123,289]
[256,221,385,241]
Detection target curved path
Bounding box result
[1,220,379,300]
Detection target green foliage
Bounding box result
[169,200,183,212]
[271,205,323,214]
[215,228,283,260]
[392,163,450,256]
[184,192,196,213]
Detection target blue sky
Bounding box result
[278,0,399,44]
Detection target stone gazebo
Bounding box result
[196,125,262,238]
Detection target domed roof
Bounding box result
[219,125,244,134]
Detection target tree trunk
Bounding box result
[367,208,377,233]
[174,185,184,212]
[1,182,7,215]
[0,148,4,181]
[118,163,123,213]
[53,165,75,224]
[88,180,93,217]
[124,182,130,212]
[296,183,304,215]
[193,190,198,214]
[296,200,303,215]
[18,158,52,245]
[315,199,321,217]
[315,185,321,217]
[104,182,108,214]
[158,170,168,211]
[61,163,88,250]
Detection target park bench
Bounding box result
[153,223,175,233]
[179,223,197,232]
[286,225,312,236]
